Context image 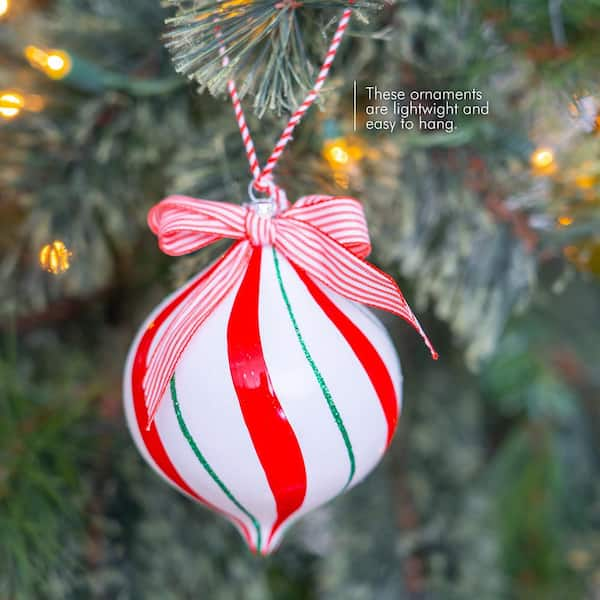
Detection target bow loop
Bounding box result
[148,196,247,256]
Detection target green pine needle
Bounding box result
[162,0,381,116]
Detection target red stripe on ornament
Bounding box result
[227,247,307,552]
[131,249,255,550]
[292,264,399,448]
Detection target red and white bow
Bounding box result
[143,194,438,425]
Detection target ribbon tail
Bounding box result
[276,226,438,360]
[143,241,253,427]
[393,292,439,361]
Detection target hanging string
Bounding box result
[260,8,352,182]
[217,37,262,183]
[215,5,354,200]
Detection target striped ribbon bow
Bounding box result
[143,193,438,426]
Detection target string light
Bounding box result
[39,240,72,274]
[322,137,365,169]
[0,91,46,119]
[323,138,350,167]
[530,147,556,175]
[25,46,72,80]
[575,174,596,190]
[0,0,9,18]
[0,91,24,119]
[557,215,573,227]
[321,131,371,190]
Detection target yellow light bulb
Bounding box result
[39,240,72,274]
[575,174,596,189]
[25,46,72,80]
[47,54,65,71]
[330,146,349,164]
[24,46,47,66]
[557,215,573,227]
[531,147,554,168]
[0,0,9,17]
[0,91,24,119]
[530,147,556,175]
[323,138,352,168]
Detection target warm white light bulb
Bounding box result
[0,92,24,119]
[47,54,65,71]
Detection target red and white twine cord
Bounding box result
[217,6,353,197]
[216,36,262,182]
[261,8,352,182]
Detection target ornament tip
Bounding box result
[419,329,438,360]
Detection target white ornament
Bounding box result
[123,247,402,554]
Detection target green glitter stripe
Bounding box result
[170,376,262,551]
[272,248,356,489]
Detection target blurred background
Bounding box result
[1,0,600,598]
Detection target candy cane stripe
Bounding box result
[227,248,307,553]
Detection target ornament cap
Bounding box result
[247,178,289,213]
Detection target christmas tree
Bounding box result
[2,0,600,598]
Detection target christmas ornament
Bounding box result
[124,5,436,554]
[123,241,401,554]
